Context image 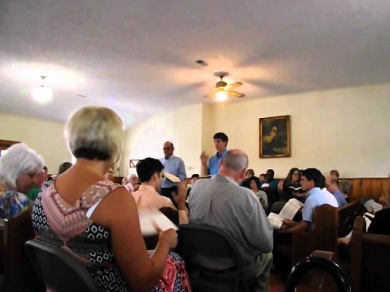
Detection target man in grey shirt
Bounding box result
[189,149,273,292]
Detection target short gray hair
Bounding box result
[64,106,124,164]
[221,149,249,171]
[0,143,44,190]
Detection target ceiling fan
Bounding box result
[203,72,245,101]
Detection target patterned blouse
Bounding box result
[32,180,191,292]
[0,189,31,218]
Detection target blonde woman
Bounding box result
[32,106,191,292]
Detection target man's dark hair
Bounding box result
[319,175,326,189]
[191,174,200,179]
[266,169,274,180]
[43,166,48,172]
[213,132,228,144]
[136,157,164,182]
[58,162,72,175]
[302,168,323,187]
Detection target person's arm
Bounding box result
[91,188,177,292]
[200,152,209,176]
[280,220,309,233]
[239,194,273,252]
[178,159,187,182]
[171,182,189,224]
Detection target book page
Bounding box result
[364,199,383,213]
[164,172,180,183]
[278,199,303,220]
[139,210,178,236]
[268,212,283,229]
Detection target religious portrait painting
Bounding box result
[259,115,291,158]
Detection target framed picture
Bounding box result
[259,115,291,158]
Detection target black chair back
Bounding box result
[25,239,100,292]
[176,224,243,292]
[285,256,352,292]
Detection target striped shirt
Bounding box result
[188,174,273,265]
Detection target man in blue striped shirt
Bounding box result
[190,149,273,292]
[159,141,186,203]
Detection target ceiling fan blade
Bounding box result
[227,82,243,90]
[228,91,245,98]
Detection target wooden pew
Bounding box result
[291,204,338,265]
[3,209,44,292]
[351,216,390,292]
[337,199,362,237]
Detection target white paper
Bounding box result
[139,210,178,236]
[268,212,283,229]
[164,172,181,183]
[364,199,383,213]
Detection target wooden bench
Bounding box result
[351,216,390,292]
[2,209,44,292]
[338,199,362,237]
[291,204,338,265]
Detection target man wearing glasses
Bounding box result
[159,141,187,203]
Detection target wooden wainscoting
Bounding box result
[341,178,389,201]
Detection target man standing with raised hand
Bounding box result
[200,132,229,176]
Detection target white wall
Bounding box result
[213,84,390,178]
[0,114,70,174]
[121,104,204,177]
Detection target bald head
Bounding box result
[163,141,174,158]
[220,149,248,171]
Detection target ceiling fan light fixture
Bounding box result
[32,76,53,103]
[32,86,53,103]
[216,91,228,101]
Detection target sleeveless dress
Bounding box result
[32,180,191,292]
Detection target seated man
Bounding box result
[266,169,279,189]
[189,149,273,292]
[132,157,188,224]
[326,176,347,207]
[280,168,338,233]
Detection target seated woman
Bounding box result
[248,176,268,210]
[280,167,306,202]
[133,158,188,225]
[0,143,43,217]
[32,106,191,292]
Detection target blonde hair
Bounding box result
[64,106,124,164]
[0,143,44,190]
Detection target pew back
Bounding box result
[351,216,390,292]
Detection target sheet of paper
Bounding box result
[268,212,283,229]
[139,210,178,236]
[164,172,180,183]
[278,199,302,220]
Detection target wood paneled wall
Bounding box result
[342,178,389,201]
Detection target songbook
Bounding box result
[268,198,304,229]
[164,172,180,183]
[364,199,383,214]
[289,185,302,192]
[139,210,178,236]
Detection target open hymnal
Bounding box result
[364,199,383,214]
[138,210,178,236]
[164,172,181,183]
[289,185,302,192]
[268,198,304,229]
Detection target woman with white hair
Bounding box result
[32,106,191,292]
[0,143,43,218]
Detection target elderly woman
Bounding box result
[0,143,43,218]
[32,106,190,292]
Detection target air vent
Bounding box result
[196,60,208,67]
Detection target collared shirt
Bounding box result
[332,189,348,207]
[302,187,338,227]
[189,174,273,265]
[132,184,188,224]
[208,149,228,175]
[159,155,187,188]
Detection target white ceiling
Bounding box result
[0,0,389,127]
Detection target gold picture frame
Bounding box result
[259,115,291,158]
